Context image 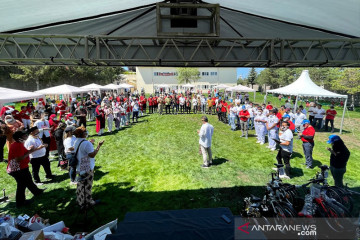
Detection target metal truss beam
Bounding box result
[0,34,359,67]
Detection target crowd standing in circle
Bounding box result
[0,88,349,207]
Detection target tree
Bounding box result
[247,68,257,88]
[256,68,280,91]
[237,76,244,85]
[176,68,200,84]
[331,68,360,107]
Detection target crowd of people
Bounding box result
[0,90,350,209]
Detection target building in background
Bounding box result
[136,67,237,93]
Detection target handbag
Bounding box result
[68,140,85,168]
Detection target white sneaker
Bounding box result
[266,146,271,148]
[279,174,290,179]
[256,141,261,143]
[271,148,276,151]
[260,142,265,145]
[272,167,278,171]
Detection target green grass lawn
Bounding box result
[1,95,360,232]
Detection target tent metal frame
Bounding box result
[0,34,359,67]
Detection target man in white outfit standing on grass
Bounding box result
[197,116,214,168]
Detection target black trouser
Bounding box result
[193,106,197,114]
[222,112,227,123]
[176,104,179,113]
[276,148,292,165]
[217,111,222,121]
[180,105,185,113]
[0,135,6,161]
[77,119,87,128]
[309,115,314,124]
[30,156,53,183]
[149,106,153,114]
[132,111,139,122]
[42,136,51,158]
[186,106,191,114]
[9,168,42,207]
[236,115,240,129]
[325,119,334,131]
[165,105,171,114]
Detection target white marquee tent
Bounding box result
[226,85,256,101]
[81,83,110,90]
[0,87,44,106]
[182,83,195,88]
[118,83,134,89]
[104,83,121,90]
[214,84,231,89]
[266,70,348,134]
[35,84,88,96]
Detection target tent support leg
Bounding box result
[254,91,256,102]
[340,98,347,134]
[294,95,299,113]
[264,92,268,104]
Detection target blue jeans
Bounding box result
[248,117,254,129]
[302,142,314,167]
[230,115,236,130]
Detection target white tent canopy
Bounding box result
[104,83,121,90]
[157,84,169,88]
[226,85,256,101]
[35,84,88,95]
[118,83,134,89]
[214,84,231,89]
[0,87,44,105]
[267,70,347,98]
[266,70,348,134]
[182,83,195,88]
[226,85,256,93]
[81,83,110,90]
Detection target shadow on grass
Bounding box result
[290,167,304,178]
[312,159,323,168]
[292,151,303,159]
[211,157,229,166]
[0,183,269,233]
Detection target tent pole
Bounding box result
[294,95,299,113]
[340,97,347,134]
[253,91,256,102]
[264,92,268,104]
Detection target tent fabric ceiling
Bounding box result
[1,0,358,38]
[8,6,349,39]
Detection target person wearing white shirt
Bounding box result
[24,126,53,184]
[277,121,294,179]
[307,103,317,123]
[299,105,307,116]
[179,95,185,114]
[229,104,237,131]
[63,127,77,183]
[312,104,326,130]
[131,100,140,123]
[266,110,279,151]
[192,97,198,114]
[200,95,206,114]
[294,109,307,133]
[197,116,214,168]
[247,102,255,130]
[34,113,51,157]
[73,127,104,208]
[255,108,267,144]
[284,100,292,110]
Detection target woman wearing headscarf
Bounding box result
[7,130,44,207]
[5,115,24,151]
[327,135,350,188]
[73,127,104,208]
[95,105,106,136]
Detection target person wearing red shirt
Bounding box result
[282,114,295,132]
[325,105,337,132]
[221,100,228,123]
[7,131,44,207]
[298,119,315,168]
[148,95,153,114]
[266,102,273,110]
[239,105,250,138]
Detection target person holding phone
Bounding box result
[24,126,54,185]
[73,127,104,208]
